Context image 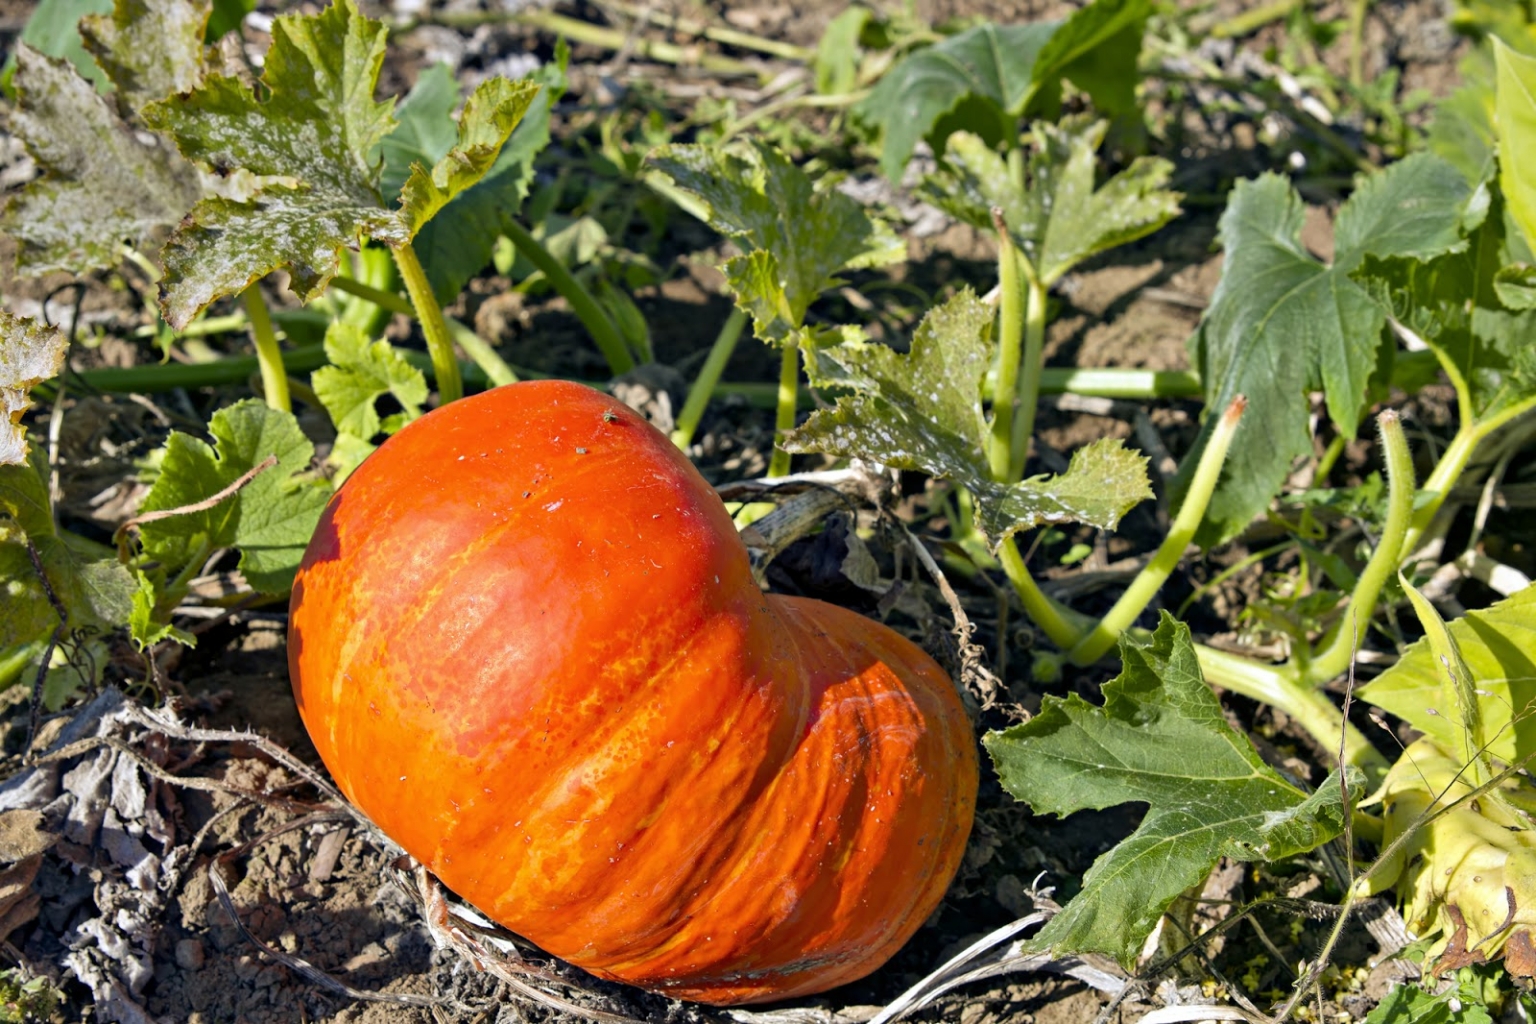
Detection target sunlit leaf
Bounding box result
[986,614,1359,965]
[81,0,209,114]
[1181,156,1475,545]
[785,290,1151,542]
[138,401,329,593]
[3,45,200,276]
[854,0,1148,180]
[924,121,1179,285]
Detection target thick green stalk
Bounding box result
[987,213,1025,481]
[768,337,800,478]
[1068,396,1248,665]
[501,219,634,377]
[1009,277,1049,482]
[998,537,1093,650]
[1194,644,1389,778]
[452,329,518,387]
[241,286,289,412]
[673,307,747,450]
[1403,394,1536,554]
[1308,410,1416,684]
[390,241,463,404]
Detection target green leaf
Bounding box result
[1426,84,1496,187]
[378,63,460,201]
[815,6,869,96]
[128,569,195,649]
[1495,263,1536,308]
[854,0,1148,180]
[2,0,114,90]
[650,142,903,344]
[1181,156,1474,545]
[984,614,1359,966]
[406,52,566,304]
[1362,984,1491,1024]
[396,76,539,238]
[1,312,67,467]
[3,45,201,277]
[81,0,209,114]
[137,400,328,593]
[1399,572,1491,784]
[204,0,252,42]
[1357,585,1536,766]
[143,0,399,325]
[1497,40,1536,252]
[923,121,1179,286]
[784,290,1151,542]
[312,322,426,443]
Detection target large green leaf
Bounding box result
[784,291,1151,542]
[650,142,903,345]
[3,45,201,277]
[854,0,1148,180]
[1496,40,1536,252]
[923,121,1178,286]
[137,401,329,593]
[80,0,209,114]
[1,312,67,468]
[143,0,537,326]
[1357,585,1536,766]
[985,614,1359,965]
[1181,156,1475,545]
[380,52,565,304]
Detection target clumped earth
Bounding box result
[0,0,1490,1020]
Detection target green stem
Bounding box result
[998,537,1093,650]
[1010,276,1048,482]
[1403,395,1536,554]
[241,285,290,412]
[390,241,463,404]
[1068,396,1247,666]
[450,328,518,388]
[1314,432,1347,485]
[1346,0,1369,90]
[672,307,747,450]
[768,337,799,478]
[988,217,1025,482]
[328,273,412,315]
[502,219,633,377]
[1308,410,1416,685]
[1194,644,1388,778]
[512,9,766,79]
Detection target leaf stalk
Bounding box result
[501,218,634,377]
[987,212,1025,482]
[768,336,800,478]
[241,285,290,413]
[391,241,463,404]
[673,307,748,450]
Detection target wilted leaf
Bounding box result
[924,121,1179,285]
[3,45,201,277]
[0,312,67,467]
[137,400,329,593]
[785,291,1151,541]
[650,142,903,344]
[985,614,1359,965]
[81,0,209,114]
[1357,585,1536,765]
[1181,156,1475,544]
[854,0,1148,180]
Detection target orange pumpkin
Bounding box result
[288,380,978,1005]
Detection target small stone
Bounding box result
[175,938,205,971]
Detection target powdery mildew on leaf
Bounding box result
[142,0,399,325]
[81,0,210,115]
[3,46,201,277]
[985,614,1360,966]
[785,290,1151,541]
[0,312,67,467]
[137,401,328,593]
[650,142,904,345]
[924,121,1180,286]
[1182,154,1473,545]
